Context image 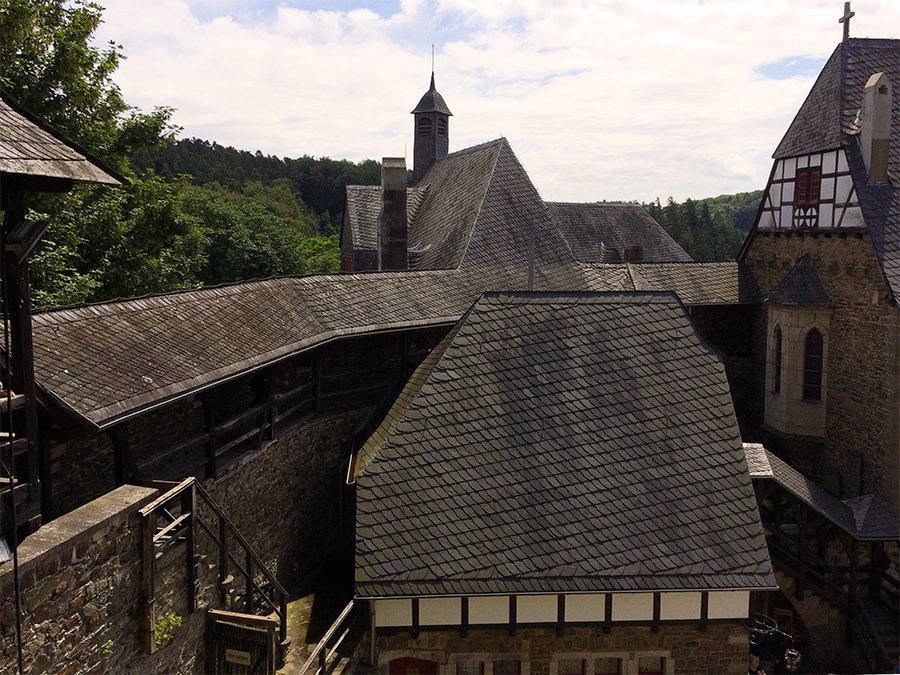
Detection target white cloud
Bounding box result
[93,0,900,202]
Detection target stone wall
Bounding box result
[742,231,900,503]
[0,484,219,675]
[376,623,749,675]
[207,408,369,588]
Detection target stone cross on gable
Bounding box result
[839,1,855,42]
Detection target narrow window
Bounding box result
[803,328,824,400]
[437,117,447,137]
[794,168,822,205]
[773,325,782,394]
[341,256,352,272]
[418,117,432,136]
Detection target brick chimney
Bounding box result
[860,72,891,184]
[378,157,408,270]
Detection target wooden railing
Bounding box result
[298,600,363,675]
[139,477,288,653]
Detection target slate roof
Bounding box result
[0,90,122,185]
[345,185,428,253]
[627,262,759,305]
[744,444,899,541]
[355,292,775,597]
[759,38,900,300]
[547,202,693,263]
[762,254,834,307]
[411,74,453,116]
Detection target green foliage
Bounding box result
[101,639,114,656]
[154,612,182,648]
[134,138,382,232]
[644,193,753,262]
[300,235,341,276]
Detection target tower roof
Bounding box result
[411,73,453,116]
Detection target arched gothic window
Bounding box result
[803,328,824,400]
[773,325,782,394]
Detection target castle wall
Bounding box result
[0,485,220,675]
[743,230,900,502]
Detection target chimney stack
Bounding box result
[861,72,891,184]
[378,157,408,271]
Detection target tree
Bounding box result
[1,0,203,307]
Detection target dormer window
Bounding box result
[793,167,821,228]
[795,168,821,205]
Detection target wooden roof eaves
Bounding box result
[0,89,126,186]
[76,314,463,430]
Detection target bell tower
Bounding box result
[411,73,452,183]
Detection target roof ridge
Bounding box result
[453,138,506,269]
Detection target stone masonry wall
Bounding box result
[207,408,370,588]
[743,231,900,502]
[376,623,750,675]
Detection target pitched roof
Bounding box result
[32,256,757,430]
[763,38,900,299]
[628,262,759,305]
[745,443,899,541]
[411,73,453,116]
[763,253,834,307]
[0,90,122,185]
[547,202,692,263]
[355,292,775,597]
[345,185,428,254]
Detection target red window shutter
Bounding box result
[809,169,821,203]
[795,171,808,204]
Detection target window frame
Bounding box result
[803,328,824,401]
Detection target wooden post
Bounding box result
[313,350,322,413]
[218,515,228,603]
[460,597,468,638]
[201,392,218,480]
[246,550,254,614]
[652,592,661,633]
[508,595,516,637]
[603,593,612,634]
[796,501,807,601]
[556,594,565,636]
[411,598,420,639]
[699,591,709,632]
[183,482,197,613]
[143,510,157,654]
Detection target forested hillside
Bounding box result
[643,191,761,262]
[134,139,381,232]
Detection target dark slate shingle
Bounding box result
[763,253,834,307]
[355,292,775,597]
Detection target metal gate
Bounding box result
[206,610,277,675]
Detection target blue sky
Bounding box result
[94,0,899,202]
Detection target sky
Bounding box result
[93,0,900,203]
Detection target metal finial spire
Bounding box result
[839,2,855,42]
[431,44,434,73]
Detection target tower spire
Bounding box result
[411,72,453,183]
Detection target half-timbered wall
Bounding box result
[757,150,864,231]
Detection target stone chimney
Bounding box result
[860,72,891,184]
[378,157,408,271]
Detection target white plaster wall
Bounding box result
[517,595,557,623]
[375,599,412,627]
[469,596,508,624]
[565,594,605,622]
[659,592,702,620]
[420,597,461,626]
[611,593,653,621]
[707,591,750,619]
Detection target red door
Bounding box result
[390,656,439,675]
